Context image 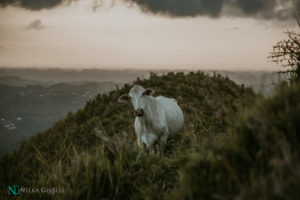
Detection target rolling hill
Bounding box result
[1,71,298,199]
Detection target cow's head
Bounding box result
[117,85,155,117]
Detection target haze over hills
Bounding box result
[0,67,285,92]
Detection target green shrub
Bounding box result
[168,83,300,200]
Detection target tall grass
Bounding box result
[1,72,259,199]
[168,82,300,199]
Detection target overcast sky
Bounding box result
[0,0,299,70]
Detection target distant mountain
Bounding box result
[0,76,46,87]
[0,68,151,83]
[0,68,286,95]
[0,80,119,155]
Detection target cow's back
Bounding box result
[155,96,184,135]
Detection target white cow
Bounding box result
[117,85,184,154]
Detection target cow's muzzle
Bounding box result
[134,109,144,117]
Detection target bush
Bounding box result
[269,17,300,83]
[168,83,300,200]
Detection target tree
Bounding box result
[269,17,300,83]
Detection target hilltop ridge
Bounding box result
[0,71,256,199]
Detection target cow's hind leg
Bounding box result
[159,128,169,155]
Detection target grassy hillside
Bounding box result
[1,72,258,199]
[168,82,300,199]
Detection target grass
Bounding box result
[3,71,298,200]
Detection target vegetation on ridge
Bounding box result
[269,17,300,83]
[0,72,256,199]
[1,71,299,199]
[168,82,300,199]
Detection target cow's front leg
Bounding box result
[137,134,142,147]
[134,118,143,148]
[146,133,158,147]
[159,127,169,155]
[144,134,157,155]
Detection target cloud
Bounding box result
[221,26,240,31]
[0,0,299,21]
[0,0,71,10]
[123,0,226,17]
[124,0,300,20]
[25,19,44,30]
[224,0,300,20]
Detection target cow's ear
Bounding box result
[117,94,130,103]
[143,88,155,96]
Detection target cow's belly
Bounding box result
[168,118,184,134]
[155,97,184,135]
[165,107,184,134]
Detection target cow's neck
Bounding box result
[140,96,156,128]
